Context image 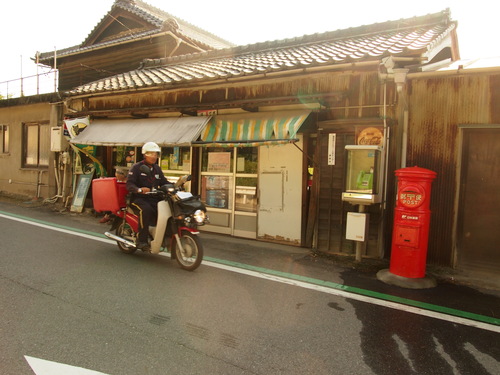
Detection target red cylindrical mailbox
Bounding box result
[390,167,437,278]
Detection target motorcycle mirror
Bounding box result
[139,164,152,176]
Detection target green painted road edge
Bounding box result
[204,256,500,327]
[2,209,498,327]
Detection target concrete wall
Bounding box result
[0,99,63,199]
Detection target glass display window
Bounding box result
[201,175,232,209]
[201,147,233,173]
[236,147,258,173]
[235,148,258,212]
[161,146,192,185]
[160,146,191,172]
[200,146,259,236]
[112,146,136,168]
[235,177,257,212]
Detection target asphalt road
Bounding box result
[0,202,499,374]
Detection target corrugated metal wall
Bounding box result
[406,74,496,266]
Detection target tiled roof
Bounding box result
[38,0,234,61]
[107,0,234,49]
[67,9,456,96]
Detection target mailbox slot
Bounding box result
[393,225,420,248]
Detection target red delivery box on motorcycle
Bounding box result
[92,177,128,212]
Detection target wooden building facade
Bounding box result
[4,3,498,281]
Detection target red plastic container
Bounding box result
[116,182,128,208]
[92,177,128,212]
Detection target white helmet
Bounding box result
[142,142,161,154]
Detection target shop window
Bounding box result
[161,146,192,183]
[235,177,257,212]
[161,146,191,172]
[201,147,233,173]
[200,147,258,212]
[23,122,50,168]
[202,175,232,209]
[200,147,234,211]
[112,146,137,168]
[235,148,258,212]
[236,147,257,173]
[0,125,9,153]
[200,146,259,236]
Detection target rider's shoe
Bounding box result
[136,242,151,252]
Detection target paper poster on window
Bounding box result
[208,152,231,172]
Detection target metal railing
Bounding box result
[0,68,58,99]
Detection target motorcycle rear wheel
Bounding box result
[116,220,137,254]
[173,231,203,271]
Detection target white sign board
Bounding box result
[346,212,368,242]
[327,133,336,165]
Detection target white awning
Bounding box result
[69,116,211,146]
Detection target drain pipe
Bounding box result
[401,110,409,168]
[61,151,69,201]
[378,59,409,258]
[44,151,70,204]
[393,68,410,168]
[37,170,47,198]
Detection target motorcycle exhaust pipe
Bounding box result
[104,231,137,248]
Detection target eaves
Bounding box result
[65,60,382,100]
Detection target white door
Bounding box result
[258,135,303,244]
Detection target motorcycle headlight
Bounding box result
[193,210,206,224]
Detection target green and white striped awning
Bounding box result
[195,110,311,147]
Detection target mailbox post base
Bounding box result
[377,269,437,289]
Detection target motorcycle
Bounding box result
[92,167,208,271]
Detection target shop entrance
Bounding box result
[200,147,258,238]
[199,139,304,243]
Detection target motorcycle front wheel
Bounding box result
[173,231,203,271]
[116,220,137,254]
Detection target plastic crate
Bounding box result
[92,177,127,212]
[116,182,128,208]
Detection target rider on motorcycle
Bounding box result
[126,142,170,251]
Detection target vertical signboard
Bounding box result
[70,172,94,212]
[328,133,336,165]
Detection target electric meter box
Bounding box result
[342,145,383,205]
[50,127,68,152]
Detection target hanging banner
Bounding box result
[64,116,90,139]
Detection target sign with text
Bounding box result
[328,133,336,165]
[207,152,231,172]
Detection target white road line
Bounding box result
[3,212,499,334]
[203,260,500,334]
[0,213,115,244]
[25,355,109,375]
